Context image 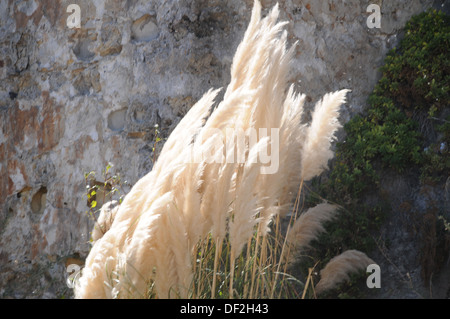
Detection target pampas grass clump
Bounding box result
[74,1,353,299]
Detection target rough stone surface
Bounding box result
[0,0,448,298]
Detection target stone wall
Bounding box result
[0,0,445,298]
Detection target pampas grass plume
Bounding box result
[300,89,350,181]
[91,200,119,243]
[315,250,375,295]
[287,203,338,254]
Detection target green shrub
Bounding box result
[420,115,450,184]
[380,9,450,114]
[327,8,449,202]
[298,9,449,298]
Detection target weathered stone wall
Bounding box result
[0,0,446,298]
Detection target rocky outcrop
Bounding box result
[0,0,447,298]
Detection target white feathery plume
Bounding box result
[91,200,119,243]
[229,137,269,258]
[121,192,173,298]
[152,88,221,175]
[300,89,350,181]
